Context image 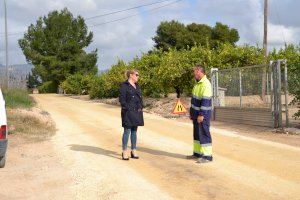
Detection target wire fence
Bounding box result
[213,63,299,127]
[217,65,271,108]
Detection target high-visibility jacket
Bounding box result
[190,75,212,120]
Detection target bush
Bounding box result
[88,76,106,99]
[60,74,84,95]
[98,60,128,98]
[118,44,265,97]
[60,74,97,95]
[38,81,58,93]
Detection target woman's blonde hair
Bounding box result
[126,69,138,79]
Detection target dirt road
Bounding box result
[26,94,300,199]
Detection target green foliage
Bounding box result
[19,8,98,92]
[38,81,58,93]
[88,76,106,99]
[2,88,34,108]
[26,72,41,89]
[211,22,239,47]
[94,44,265,99]
[99,60,128,98]
[60,73,95,95]
[153,20,239,51]
[269,45,300,118]
[129,50,166,97]
[60,73,84,95]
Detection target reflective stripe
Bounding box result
[191,104,200,111]
[200,106,212,111]
[192,95,212,101]
[194,141,212,156]
[192,95,201,100]
[202,96,212,100]
[193,140,203,154]
[202,145,212,156]
[201,143,212,147]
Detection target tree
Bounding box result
[153,20,188,51]
[211,22,239,47]
[19,8,98,92]
[26,72,41,89]
[152,21,240,51]
[186,23,212,47]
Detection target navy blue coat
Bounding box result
[119,80,144,127]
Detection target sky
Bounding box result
[0,0,299,70]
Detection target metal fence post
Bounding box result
[272,60,283,128]
[211,68,219,107]
[283,60,289,127]
[277,60,283,128]
[271,60,280,128]
[239,69,242,108]
[211,68,219,120]
[266,72,269,100]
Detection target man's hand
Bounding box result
[197,115,204,123]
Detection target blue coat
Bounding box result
[119,80,144,127]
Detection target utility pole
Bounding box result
[4,0,9,88]
[263,0,268,59]
[261,0,268,102]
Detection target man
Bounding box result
[188,65,213,163]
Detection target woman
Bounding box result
[119,69,144,160]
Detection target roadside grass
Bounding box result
[2,88,35,109]
[2,88,56,141]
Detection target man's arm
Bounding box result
[198,83,212,122]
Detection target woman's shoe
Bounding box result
[131,150,139,159]
[122,152,129,160]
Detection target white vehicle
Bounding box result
[0,88,7,168]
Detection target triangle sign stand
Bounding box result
[172,98,188,114]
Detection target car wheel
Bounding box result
[0,155,6,168]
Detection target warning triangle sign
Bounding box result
[172,99,187,114]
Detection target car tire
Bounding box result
[0,155,6,168]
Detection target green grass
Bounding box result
[2,88,35,109]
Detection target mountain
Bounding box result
[0,63,33,77]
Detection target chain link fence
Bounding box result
[212,62,299,128]
[216,65,271,108]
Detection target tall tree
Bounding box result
[152,20,188,51]
[26,72,41,89]
[153,21,240,51]
[211,22,239,47]
[19,8,98,92]
[186,23,212,47]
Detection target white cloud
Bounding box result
[0,0,299,69]
[268,23,300,47]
